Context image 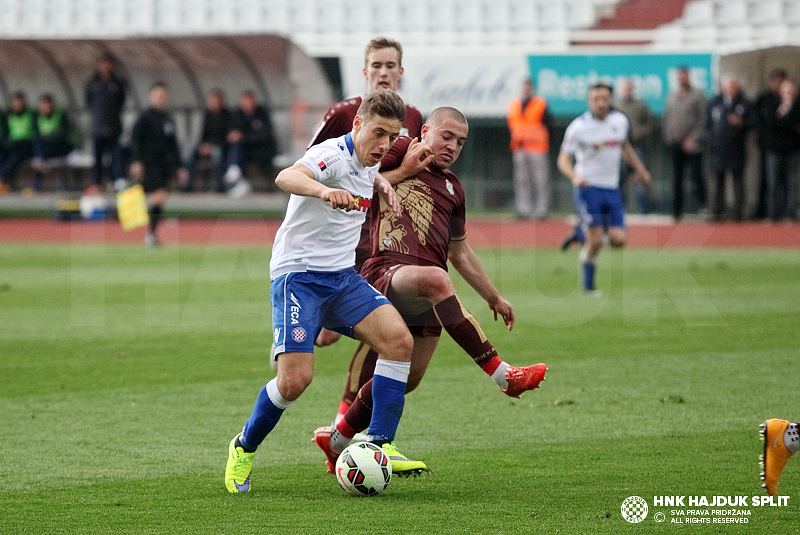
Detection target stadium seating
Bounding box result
[1,0,798,69]
[0,0,622,53]
[651,0,800,50]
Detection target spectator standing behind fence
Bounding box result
[615,79,655,214]
[184,89,231,193]
[705,75,756,222]
[507,79,552,220]
[129,82,188,247]
[85,53,127,191]
[224,91,277,198]
[755,69,787,219]
[762,79,800,222]
[31,94,75,191]
[663,66,708,220]
[0,92,35,193]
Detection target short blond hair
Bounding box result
[364,37,403,67]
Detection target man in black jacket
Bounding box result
[185,89,231,192]
[129,82,188,246]
[754,69,787,219]
[763,79,800,222]
[705,75,756,221]
[85,53,126,190]
[224,91,277,196]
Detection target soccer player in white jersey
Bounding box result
[225,89,416,493]
[557,83,651,295]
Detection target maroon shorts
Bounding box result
[361,260,442,338]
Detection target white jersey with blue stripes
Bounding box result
[270,133,379,278]
[561,109,629,190]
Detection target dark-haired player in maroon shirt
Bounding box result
[309,37,425,379]
[314,107,548,474]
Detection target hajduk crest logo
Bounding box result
[291,327,307,343]
[621,496,648,523]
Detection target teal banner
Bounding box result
[529,53,714,117]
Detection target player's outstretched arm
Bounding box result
[275,163,356,210]
[448,238,515,330]
[557,151,588,188]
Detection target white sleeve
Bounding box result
[296,145,344,183]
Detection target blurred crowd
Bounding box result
[509,66,800,222]
[1,53,798,223]
[0,53,277,197]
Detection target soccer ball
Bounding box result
[334,442,392,496]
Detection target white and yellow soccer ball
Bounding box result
[334,442,392,496]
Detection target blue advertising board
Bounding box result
[529,53,714,117]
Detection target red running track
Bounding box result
[0,218,798,248]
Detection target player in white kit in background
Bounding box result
[557,83,651,295]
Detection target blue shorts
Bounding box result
[576,185,626,229]
[271,269,390,355]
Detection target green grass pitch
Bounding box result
[1,242,799,534]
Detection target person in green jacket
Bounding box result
[32,94,76,191]
[0,92,35,192]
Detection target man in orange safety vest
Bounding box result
[507,79,553,220]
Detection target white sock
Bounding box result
[374,359,411,382]
[266,379,292,410]
[785,423,800,453]
[330,426,350,454]
[491,361,509,390]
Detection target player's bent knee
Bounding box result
[609,230,627,247]
[381,326,413,363]
[420,268,455,300]
[276,370,313,401]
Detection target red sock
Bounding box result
[480,355,502,375]
[433,295,498,368]
[335,413,356,440]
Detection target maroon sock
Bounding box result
[433,295,498,368]
[339,344,379,412]
[343,378,374,434]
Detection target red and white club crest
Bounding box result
[291,327,307,343]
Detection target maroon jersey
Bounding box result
[308,96,423,270]
[308,96,423,149]
[365,136,467,271]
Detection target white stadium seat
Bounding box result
[682,0,715,27]
[715,0,748,27]
[784,0,800,25]
[751,0,784,26]
[567,0,597,30]
[537,2,567,31]
[508,0,538,32]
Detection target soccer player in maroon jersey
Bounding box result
[308,37,423,152]
[314,107,548,474]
